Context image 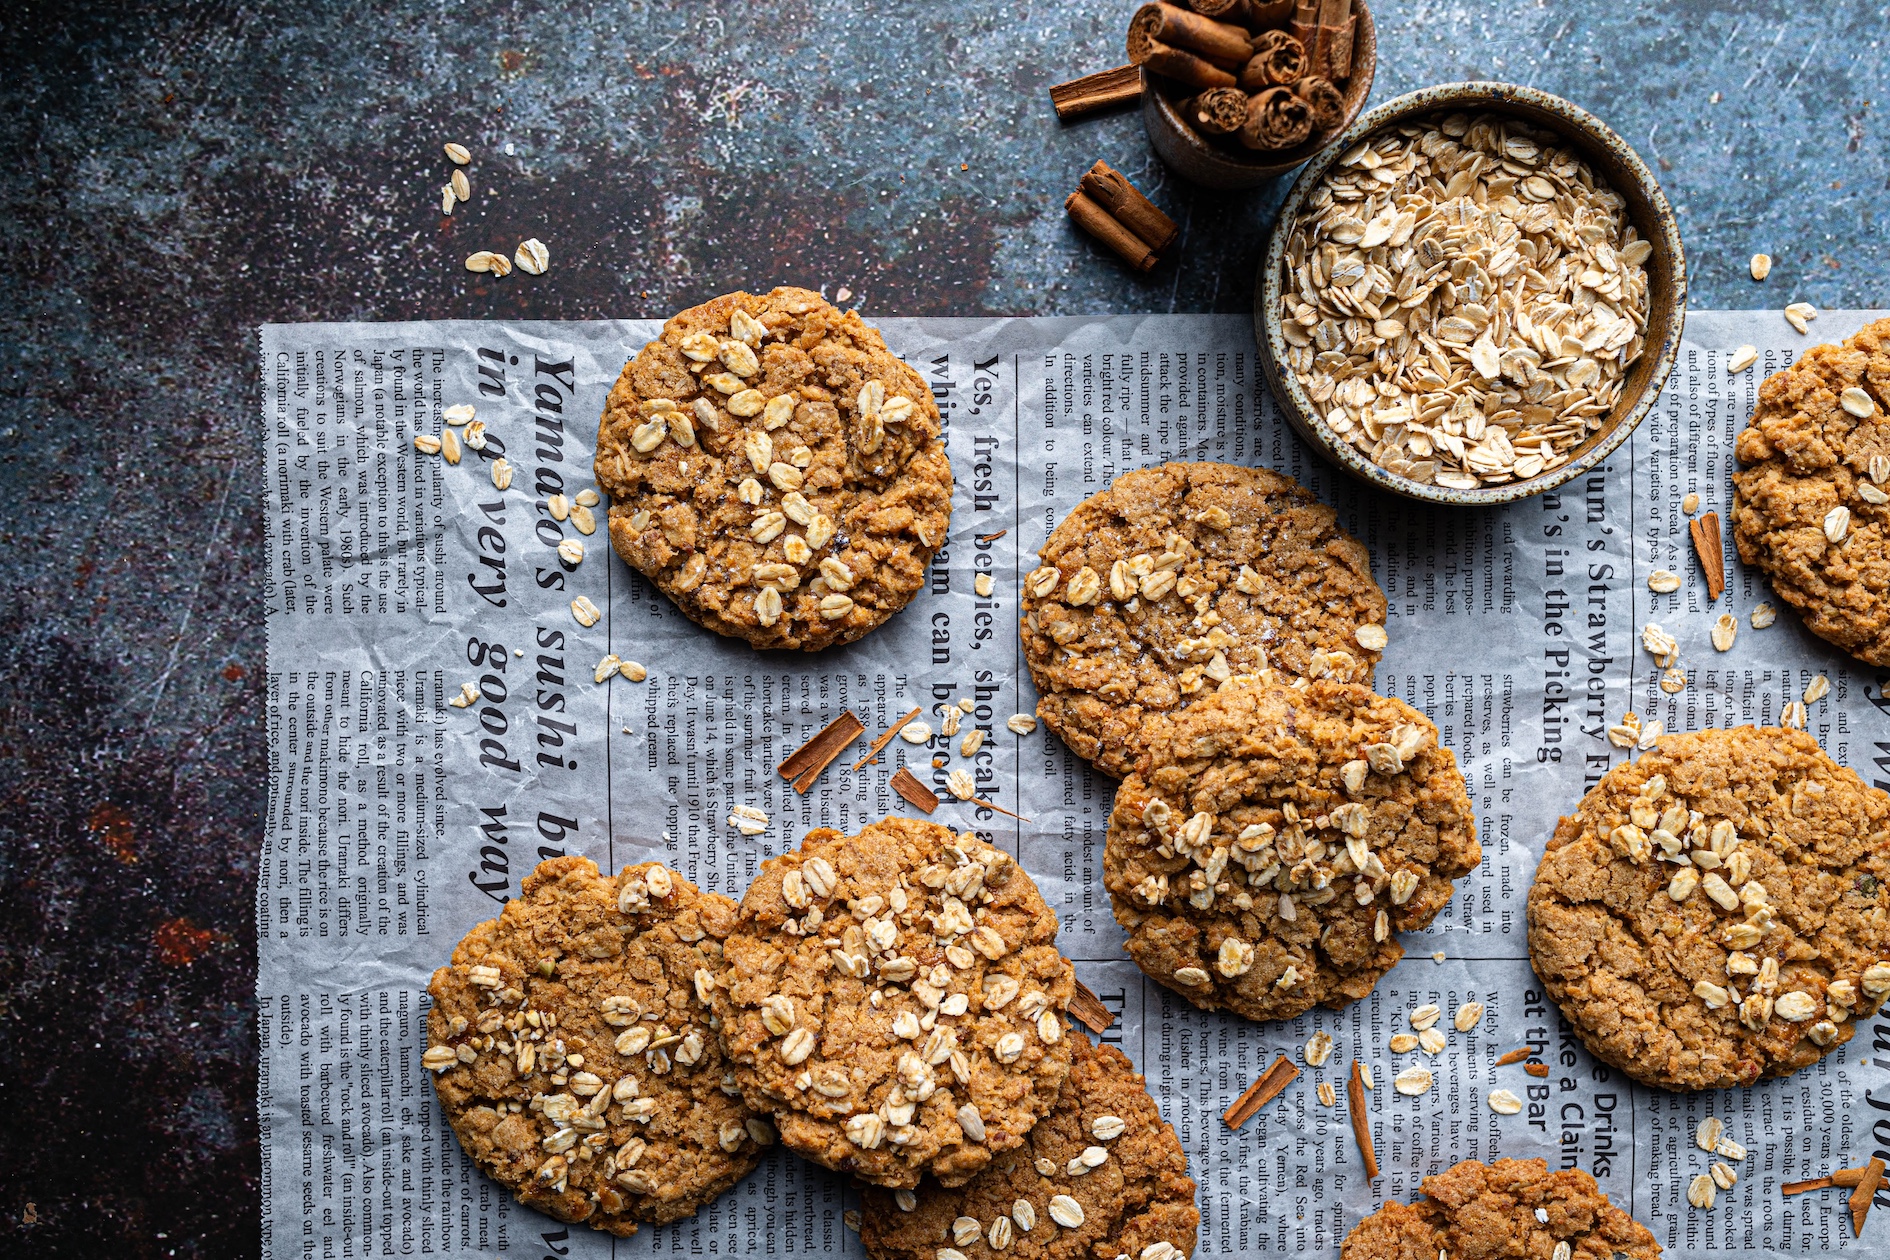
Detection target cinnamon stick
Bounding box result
[1849,1157,1883,1235]
[1239,85,1312,150]
[1317,0,1355,80]
[890,766,938,813]
[853,706,924,770]
[1833,1166,1872,1188]
[1182,87,1249,135]
[1069,980,1116,1033]
[1049,65,1143,122]
[1136,39,1239,89]
[1239,30,1305,90]
[778,710,865,793]
[1184,0,1248,20]
[1078,161,1179,252]
[1245,0,1296,23]
[967,795,1031,822]
[1130,3,1254,67]
[1346,1061,1379,1178]
[1066,191,1160,272]
[1296,76,1345,132]
[1494,1046,1533,1066]
[1289,0,1319,52]
[1782,1175,1835,1196]
[1224,1055,1298,1129]
[1690,511,1725,601]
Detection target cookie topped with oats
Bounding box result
[1104,679,1479,1022]
[423,856,771,1237]
[710,818,1076,1190]
[1732,317,1890,664]
[1341,1159,1659,1260]
[595,287,953,651]
[1528,725,1890,1091]
[1020,462,1387,780]
[1278,112,1652,490]
[858,1032,1199,1260]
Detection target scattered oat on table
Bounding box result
[1726,345,1758,374]
[1711,613,1737,652]
[466,250,512,276]
[1488,1088,1522,1114]
[1392,1066,1433,1096]
[1749,253,1771,281]
[974,572,994,597]
[570,595,601,627]
[619,660,648,682]
[1682,491,1701,513]
[1006,713,1037,735]
[1659,668,1687,694]
[556,538,585,566]
[726,804,769,835]
[449,682,480,708]
[444,141,470,164]
[898,721,932,745]
[1304,1031,1334,1067]
[1804,674,1830,704]
[515,238,550,276]
[1647,569,1681,593]
[1750,602,1776,629]
[1783,302,1817,334]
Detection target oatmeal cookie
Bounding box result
[711,818,1076,1189]
[423,856,770,1236]
[1020,462,1386,779]
[859,1032,1198,1260]
[1528,726,1890,1091]
[1732,318,1890,664]
[1341,1159,1659,1260]
[1104,680,1479,1022]
[595,287,953,651]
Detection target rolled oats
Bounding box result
[514,238,550,276]
[1007,713,1038,735]
[1281,113,1650,487]
[1393,1065,1434,1095]
[465,250,512,276]
[1487,1088,1522,1114]
[1647,569,1682,593]
[1750,602,1776,629]
[1783,302,1817,334]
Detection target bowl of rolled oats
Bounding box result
[1258,82,1686,504]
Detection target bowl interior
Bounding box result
[1257,83,1687,506]
[1145,0,1377,181]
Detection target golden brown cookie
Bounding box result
[1527,726,1890,1091]
[859,1033,1198,1260]
[423,857,770,1236]
[1732,317,1890,664]
[710,818,1076,1189]
[1104,680,1479,1022]
[1340,1159,1659,1260]
[595,287,953,651]
[1020,462,1386,779]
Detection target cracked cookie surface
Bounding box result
[1732,317,1890,664]
[1341,1159,1659,1260]
[596,287,952,651]
[711,818,1075,1189]
[1528,725,1890,1091]
[1020,462,1386,779]
[424,857,769,1237]
[859,1032,1198,1260]
[1104,679,1478,1022]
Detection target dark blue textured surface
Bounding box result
[0,1,1881,1253]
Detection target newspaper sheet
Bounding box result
[258,309,1890,1259]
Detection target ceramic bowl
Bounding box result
[1141,0,1377,190]
[1254,81,1687,506]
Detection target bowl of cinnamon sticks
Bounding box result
[1132,0,1375,190]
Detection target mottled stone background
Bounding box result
[0,0,1880,1253]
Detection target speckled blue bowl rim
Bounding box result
[1254,81,1689,507]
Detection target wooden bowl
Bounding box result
[1141,0,1376,190]
[1254,82,1688,506]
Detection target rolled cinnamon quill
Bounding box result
[1136,38,1239,89]
[1079,160,1181,251]
[1184,0,1247,19]
[1239,85,1313,150]
[1239,29,1306,90]
[1289,0,1319,53]
[1295,75,1345,131]
[1183,86,1250,135]
[1066,191,1160,271]
[1129,2,1254,67]
[1315,0,1354,80]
